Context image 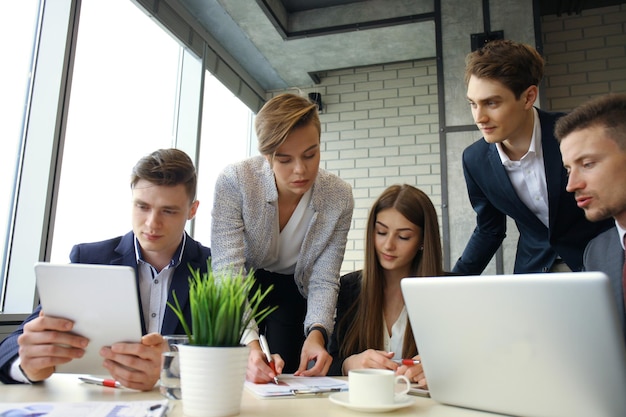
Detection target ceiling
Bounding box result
[174,0,625,91]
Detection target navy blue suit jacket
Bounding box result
[452,109,613,274]
[0,231,211,384]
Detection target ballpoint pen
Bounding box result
[291,387,343,395]
[395,359,421,366]
[79,376,122,388]
[259,334,279,384]
[146,402,169,417]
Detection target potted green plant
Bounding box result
[168,258,276,417]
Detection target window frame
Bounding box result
[3,0,79,315]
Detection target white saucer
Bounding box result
[328,392,415,413]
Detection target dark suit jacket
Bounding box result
[0,231,211,384]
[453,109,613,274]
[583,226,626,339]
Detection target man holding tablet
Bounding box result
[0,148,211,391]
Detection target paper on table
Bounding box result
[408,384,430,397]
[0,399,170,417]
[245,374,348,398]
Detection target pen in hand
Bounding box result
[79,376,121,388]
[259,334,279,384]
[395,359,421,366]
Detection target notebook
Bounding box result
[400,272,626,417]
[34,262,143,375]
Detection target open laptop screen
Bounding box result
[401,272,626,417]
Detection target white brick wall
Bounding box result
[271,59,440,274]
[542,4,626,111]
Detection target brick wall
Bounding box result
[273,59,440,274]
[542,4,626,111]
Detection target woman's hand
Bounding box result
[294,329,332,376]
[341,350,397,375]
[246,341,284,383]
[395,355,427,388]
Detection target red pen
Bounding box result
[395,359,421,366]
[79,376,121,388]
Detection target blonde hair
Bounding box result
[255,93,320,159]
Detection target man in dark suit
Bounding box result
[452,40,612,275]
[0,148,211,390]
[557,93,626,337]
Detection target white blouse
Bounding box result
[263,188,314,275]
[383,305,408,360]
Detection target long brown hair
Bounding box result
[339,184,444,359]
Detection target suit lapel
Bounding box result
[539,111,566,229]
[161,236,207,335]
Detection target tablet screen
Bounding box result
[34,262,143,375]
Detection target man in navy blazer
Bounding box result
[0,149,211,390]
[557,93,626,338]
[452,40,612,275]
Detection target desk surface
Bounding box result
[0,374,506,417]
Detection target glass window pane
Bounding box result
[50,0,181,262]
[0,1,41,297]
[194,73,256,246]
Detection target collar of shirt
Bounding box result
[496,108,542,166]
[133,232,187,270]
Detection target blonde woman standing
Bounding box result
[211,93,354,383]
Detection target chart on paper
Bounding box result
[245,375,348,398]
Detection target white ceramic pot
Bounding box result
[178,344,250,417]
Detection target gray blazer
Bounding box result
[211,155,354,335]
[583,226,626,338]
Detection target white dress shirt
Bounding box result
[496,108,550,227]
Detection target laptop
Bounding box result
[401,272,626,417]
[34,262,143,375]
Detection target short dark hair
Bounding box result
[464,39,544,99]
[555,93,626,150]
[130,148,197,202]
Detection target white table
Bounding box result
[0,374,507,416]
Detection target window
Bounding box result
[193,73,256,246]
[0,1,41,299]
[50,0,181,262]
[0,0,255,317]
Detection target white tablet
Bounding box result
[34,262,143,376]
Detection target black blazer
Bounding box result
[0,231,211,384]
[328,271,362,376]
[453,109,613,274]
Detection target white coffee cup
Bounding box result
[348,369,411,406]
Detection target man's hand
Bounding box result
[100,332,164,391]
[294,329,332,376]
[17,311,88,382]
